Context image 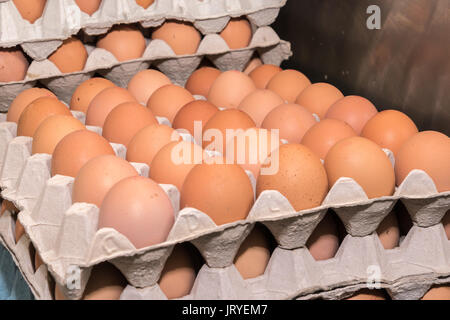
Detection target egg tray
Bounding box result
[0,113,449,300]
[0,0,286,51]
[0,25,291,112]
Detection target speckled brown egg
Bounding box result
[147,84,194,123]
[48,37,88,73]
[185,67,221,98]
[70,78,115,113]
[7,88,56,123]
[127,69,171,105]
[152,21,201,55]
[295,83,344,119]
[376,211,400,250]
[249,64,282,89]
[266,70,311,103]
[238,89,284,127]
[0,48,29,82]
[97,25,146,62]
[220,18,252,49]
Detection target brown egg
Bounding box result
[295,83,344,119]
[225,128,280,179]
[362,110,419,156]
[0,48,29,82]
[48,37,88,73]
[86,87,136,127]
[32,115,85,155]
[376,211,400,250]
[126,124,181,167]
[135,0,155,9]
[75,0,102,15]
[256,144,329,211]
[51,130,115,177]
[261,103,316,143]
[127,69,171,105]
[185,67,221,98]
[72,155,138,208]
[395,131,450,193]
[17,97,71,137]
[243,58,263,75]
[150,141,204,191]
[15,218,25,243]
[34,251,43,272]
[12,0,46,23]
[238,89,284,127]
[102,102,157,147]
[325,137,395,199]
[99,176,174,248]
[7,88,56,123]
[301,119,357,160]
[220,18,252,49]
[146,84,194,122]
[181,162,254,225]
[234,225,272,279]
[172,100,219,139]
[421,285,450,300]
[346,289,387,300]
[202,109,256,152]
[158,244,198,299]
[325,96,378,134]
[443,211,450,241]
[1,200,17,216]
[266,70,311,103]
[207,70,256,109]
[306,213,339,261]
[249,64,282,89]
[152,21,201,55]
[97,25,146,62]
[70,78,115,113]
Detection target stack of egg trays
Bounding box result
[0,108,449,301]
[0,0,291,111]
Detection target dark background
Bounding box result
[273,0,449,135]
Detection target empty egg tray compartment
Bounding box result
[0,25,291,112]
[0,112,449,300]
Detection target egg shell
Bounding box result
[74,0,102,15]
[0,48,29,82]
[207,70,256,109]
[295,83,344,119]
[301,119,357,160]
[126,124,181,167]
[12,0,46,23]
[376,210,400,250]
[17,97,72,137]
[150,141,204,191]
[135,0,155,9]
[266,70,311,103]
[185,67,221,98]
[152,21,202,55]
[99,176,175,249]
[234,224,272,279]
[70,78,115,113]
[202,109,256,151]
[97,25,146,62]
[249,64,282,89]
[361,110,419,156]
[127,69,171,105]
[220,18,252,50]
[261,103,316,143]
[325,136,396,199]
[102,102,157,147]
[51,130,115,177]
[306,212,339,261]
[238,89,284,127]
[48,37,88,74]
[7,88,56,123]
[72,155,139,208]
[32,115,85,155]
[395,131,450,193]
[172,100,219,140]
[256,143,329,212]
[181,162,254,226]
[86,87,137,127]
[146,84,194,123]
[158,244,198,299]
[325,95,378,135]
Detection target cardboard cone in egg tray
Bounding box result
[0,0,291,111]
[0,111,449,300]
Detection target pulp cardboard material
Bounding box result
[0,0,286,50]
[0,113,448,300]
[0,26,291,111]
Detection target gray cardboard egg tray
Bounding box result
[0,112,449,300]
[0,0,286,50]
[0,25,291,112]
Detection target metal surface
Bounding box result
[274,0,449,134]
